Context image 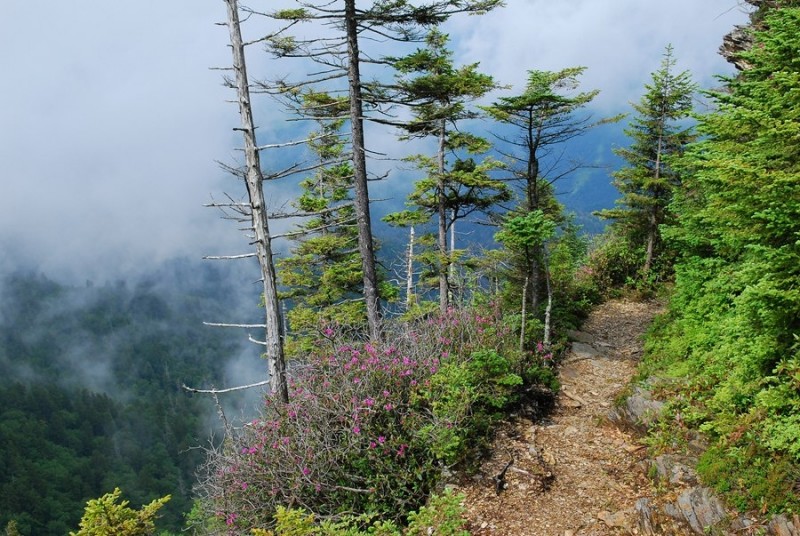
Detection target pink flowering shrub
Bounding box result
[195,305,549,533]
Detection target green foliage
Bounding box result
[483,66,605,213]
[69,488,170,536]
[597,45,697,279]
[5,520,20,536]
[466,350,523,410]
[584,230,646,294]
[485,66,604,344]
[405,490,469,536]
[495,210,556,251]
[248,489,467,535]
[386,30,508,306]
[0,265,250,534]
[195,302,555,532]
[639,8,800,514]
[272,9,310,21]
[277,91,368,349]
[415,349,523,464]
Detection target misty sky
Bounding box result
[0,1,750,282]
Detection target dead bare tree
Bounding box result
[217,0,289,403]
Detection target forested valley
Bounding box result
[0,262,262,533]
[2,1,799,534]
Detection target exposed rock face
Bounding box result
[672,487,728,534]
[569,341,603,360]
[634,498,658,536]
[565,329,594,344]
[768,514,800,536]
[719,0,800,70]
[720,24,754,70]
[607,386,665,431]
[652,454,699,486]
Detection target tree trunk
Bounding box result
[644,209,656,275]
[406,225,415,309]
[449,209,456,304]
[224,0,288,403]
[437,119,449,313]
[644,131,664,276]
[526,246,540,315]
[543,252,553,349]
[519,275,529,352]
[345,0,381,340]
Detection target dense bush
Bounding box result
[194,306,555,533]
[638,6,800,514]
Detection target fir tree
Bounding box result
[484,67,604,342]
[386,30,508,312]
[597,45,697,276]
[277,92,364,352]
[267,0,503,337]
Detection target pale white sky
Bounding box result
[0,1,749,280]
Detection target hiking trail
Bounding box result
[459,298,663,535]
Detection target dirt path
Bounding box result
[459,299,664,535]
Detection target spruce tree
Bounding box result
[647,8,800,509]
[266,0,502,338]
[597,45,697,276]
[276,92,363,352]
[386,29,508,312]
[484,67,603,334]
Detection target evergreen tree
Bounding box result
[277,92,364,351]
[645,7,800,511]
[69,488,169,536]
[597,45,697,277]
[484,67,603,343]
[267,0,502,338]
[386,29,508,312]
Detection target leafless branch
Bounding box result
[181,380,271,394]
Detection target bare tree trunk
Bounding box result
[406,225,415,309]
[345,0,381,340]
[644,210,656,275]
[224,0,288,403]
[437,119,449,313]
[519,275,529,353]
[543,253,553,349]
[449,209,456,304]
[644,131,665,276]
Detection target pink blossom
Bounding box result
[378,435,386,444]
[302,467,311,476]
[353,426,361,435]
